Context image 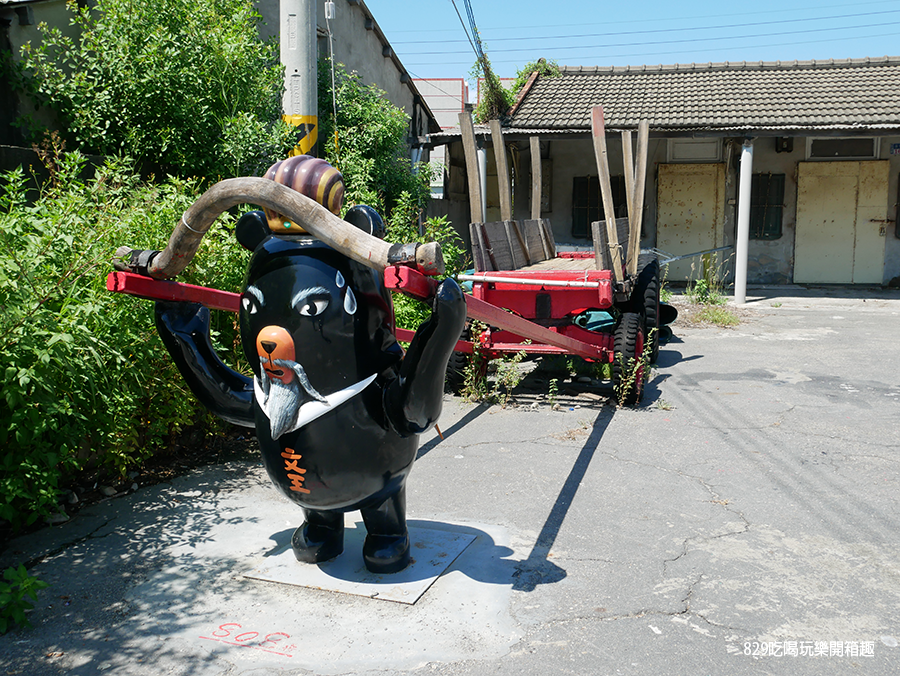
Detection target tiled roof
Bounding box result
[508,57,900,133]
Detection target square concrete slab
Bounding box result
[243,518,476,604]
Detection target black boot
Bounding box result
[361,487,410,574]
[362,533,410,574]
[291,509,344,563]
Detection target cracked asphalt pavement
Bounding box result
[2,286,900,675]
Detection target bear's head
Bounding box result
[234,206,400,440]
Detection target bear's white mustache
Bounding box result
[259,357,327,404]
[255,358,376,439]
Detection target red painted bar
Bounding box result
[464,294,607,361]
[106,272,241,313]
[108,268,604,359]
[395,327,474,354]
[383,265,438,301]
[483,342,570,356]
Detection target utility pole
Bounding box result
[281,0,318,156]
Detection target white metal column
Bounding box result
[734,139,754,304]
[477,147,488,223]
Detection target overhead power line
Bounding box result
[392,8,900,45]
[400,29,900,68]
[398,19,900,56]
[387,0,900,34]
[449,0,479,60]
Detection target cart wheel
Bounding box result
[633,256,660,364]
[612,312,645,406]
[446,349,469,393]
[446,325,481,393]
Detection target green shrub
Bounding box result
[14,0,291,179]
[386,210,470,332]
[317,57,430,217]
[0,565,48,633]
[510,58,561,95]
[0,151,247,529]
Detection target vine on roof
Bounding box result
[471,57,562,123]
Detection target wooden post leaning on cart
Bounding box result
[627,121,649,276]
[489,119,512,222]
[528,136,555,260]
[590,105,624,283]
[530,136,541,221]
[490,119,532,268]
[459,111,489,270]
[621,129,635,230]
[458,111,483,225]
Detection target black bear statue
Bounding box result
[154,156,467,574]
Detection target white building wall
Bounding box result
[506,133,900,285]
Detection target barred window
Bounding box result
[572,176,627,239]
[750,173,785,240]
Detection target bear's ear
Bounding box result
[235,210,270,251]
[344,204,386,239]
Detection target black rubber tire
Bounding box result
[446,324,476,393]
[446,348,469,393]
[633,255,660,364]
[612,312,646,406]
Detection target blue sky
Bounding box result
[363,0,900,81]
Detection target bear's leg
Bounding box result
[291,509,344,564]
[360,487,410,574]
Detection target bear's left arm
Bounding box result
[155,301,255,427]
[384,278,467,435]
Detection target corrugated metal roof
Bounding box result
[509,57,900,133]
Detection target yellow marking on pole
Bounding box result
[283,115,318,156]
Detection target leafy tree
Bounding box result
[14,0,293,179]
[317,57,430,218]
[316,58,468,328]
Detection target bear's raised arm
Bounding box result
[383,278,467,435]
[155,301,255,427]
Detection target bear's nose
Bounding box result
[256,326,295,364]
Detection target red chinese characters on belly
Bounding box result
[282,448,309,494]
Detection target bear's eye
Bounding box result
[241,297,258,315]
[298,298,329,317]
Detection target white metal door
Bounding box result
[794,161,888,284]
[657,163,726,282]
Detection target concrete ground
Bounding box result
[2,286,900,675]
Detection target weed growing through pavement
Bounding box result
[613,328,656,407]
[682,253,740,327]
[696,306,739,326]
[685,253,730,305]
[459,323,529,407]
[492,347,529,407]
[659,264,673,303]
[548,378,559,408]
[0,565,49,634]
[460,323,489,402]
